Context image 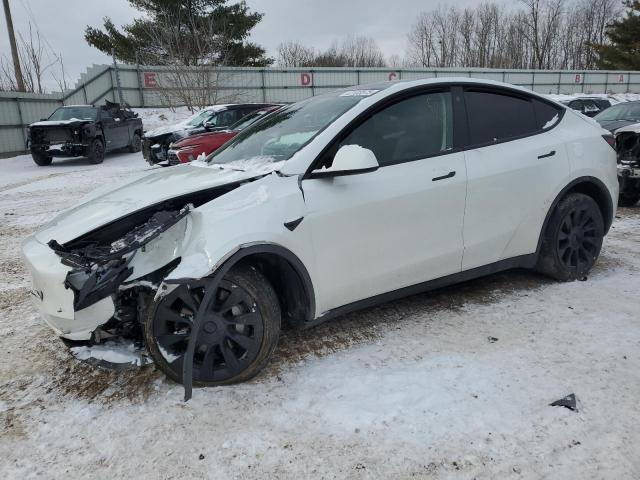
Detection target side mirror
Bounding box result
[203,120,216,131]
[312,144,379,178]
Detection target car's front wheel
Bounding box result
[32,152,52,166]
[536,192,604,281]
[128,133,142,153]
[144,265,281,387]
[88,139,105,164]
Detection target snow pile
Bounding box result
[133,106,194,132]
[546,92,640,104]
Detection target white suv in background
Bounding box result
[22,78,618,396]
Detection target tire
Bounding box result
[87,139,105,164]
[128,133,142,153]
[618,194,640,207]
[144,265,281,387]
[536,193,604,281]
[31,152,52,166]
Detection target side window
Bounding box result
[568,100,584,111]
[219,110,239,126]
[533,99,562,130]
[465,90,537,145]
[338,91,453,167]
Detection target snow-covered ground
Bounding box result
[1,109,640,479]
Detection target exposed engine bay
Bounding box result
[41,179,253,362]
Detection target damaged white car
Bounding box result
[22,79,618,398]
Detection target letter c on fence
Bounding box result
[300,73,313,86]
[388,72,398,81]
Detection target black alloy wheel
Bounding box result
[145,266,280,386]
[536,192,604,281]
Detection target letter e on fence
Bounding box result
[574,74,581,84]
[144,72,157,88]
[388,72,398,81]
[300,72,313,87]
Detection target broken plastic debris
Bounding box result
[70,339,153,370]
[488,336,499,343]
[549,393,578,412]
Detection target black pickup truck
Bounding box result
[28,101,143,166]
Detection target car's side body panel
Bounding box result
[301,152,467,314]
[462,129,572,270]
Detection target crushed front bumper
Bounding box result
[22,236,115,340]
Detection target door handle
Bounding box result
[432,171,456,182]
[537,150,556,159]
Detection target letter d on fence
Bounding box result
[300,72,313,87]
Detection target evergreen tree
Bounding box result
[85,0,272,66]
[592,0,640,69]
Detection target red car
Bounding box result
[167,106,282,164]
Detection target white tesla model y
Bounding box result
[22,79,618,393]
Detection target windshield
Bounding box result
[48,106,97,121]
[230,109,273,132]
[208,92,375,166]
[186,109,214,127]
[595,103,640,122]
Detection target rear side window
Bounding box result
[533,99,562,130]
[465,90,537,146]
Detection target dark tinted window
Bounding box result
[568,100,584,110]
[533,99,562,130]
[465,90,537,145]
[338,92,453,166]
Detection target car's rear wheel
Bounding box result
[618,193,640,207]
[536,193,604,281]
[88,139,105,164]
[128,133,142,153]
[144,265,281,387]
[32,152,52,166]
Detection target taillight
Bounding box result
[602,134,616,150]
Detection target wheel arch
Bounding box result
[169,243,316,328]
[536,176,614,254]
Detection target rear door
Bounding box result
[461,88,570,270]
[302,89,468,313]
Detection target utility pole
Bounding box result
[2,0,25,91]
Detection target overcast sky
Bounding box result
[0,0,486,88]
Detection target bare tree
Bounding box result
[405,0,623,70]
[275,36,387,68]
[340,35,387,67]
[0,22,65,93]
[141,9,240,110]
[277,41,315,67]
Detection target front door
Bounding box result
[302,90,467,314]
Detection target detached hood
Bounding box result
[34,163,266,244]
